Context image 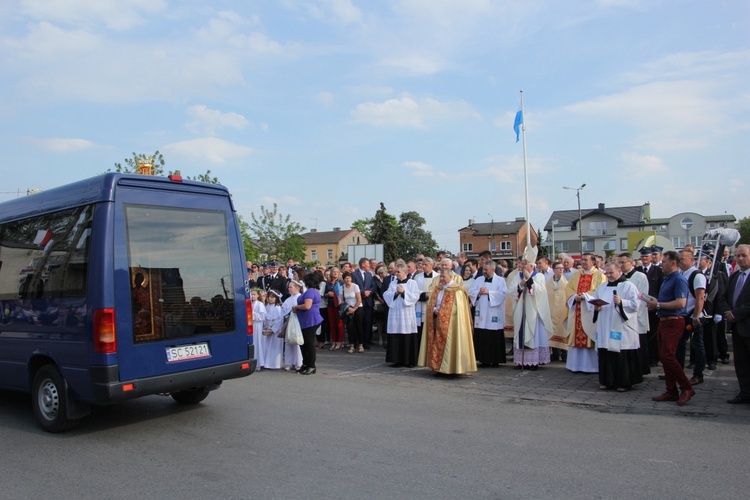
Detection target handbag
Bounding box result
[285,313,304,346]
[338,302,350,319]
[262,328,274,336]
[607,330,622,353]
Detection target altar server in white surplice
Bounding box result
[593,262,643,391]
[384,263,421,367]
[414,258,438,335]
[469,260,508,367]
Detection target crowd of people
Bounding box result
[244,242,750,407]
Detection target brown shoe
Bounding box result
[652,391,679,402]
[677,387,696,406]
[689,376,704,385]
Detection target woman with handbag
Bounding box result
[340,271,364,353]
[324,267,345,351]
[292,272,324,375]
[281,281,304,371]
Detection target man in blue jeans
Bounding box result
[676,249,706,385]
[646,251,693,405]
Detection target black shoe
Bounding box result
[727,395,750,404]
[721,355,730,364]
[707,363,717,370]
[296,365,308,373]
[301,367,316,375]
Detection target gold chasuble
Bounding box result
[564,270,606,348]
[504,269,519,339]
[418,283,477,375]
[546,276,569,350]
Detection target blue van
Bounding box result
[0,173,256,432]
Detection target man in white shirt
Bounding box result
[676,249,707,385]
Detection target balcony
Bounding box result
[587,227,617,237]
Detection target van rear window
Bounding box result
[124,205,235,343]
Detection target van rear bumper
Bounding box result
[89,357,256,404]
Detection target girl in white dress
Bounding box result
[251,289,267,369]
[260,290,285,369]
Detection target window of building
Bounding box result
[462,243,473,252]
[708,222,716,229]
[680,217,694,230]
[603,239,616,251]
[555,241,569,252]
[588,221,607,236]
[671,236,684,248]
[501,241,512,250]
[620,238,628,250]
[490,241,497,252]
[689,235,702,247]
[311,249,318,261]
[327,249,333,260]
[582,241,594,252]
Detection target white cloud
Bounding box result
[315,91,334,106]
[195,11,285,54]
[5,21,246,104]
[564,80,724,151]
[185,105,249,136]
[376,53,447,77]
[403,161,449,179]
[351,95,481,128]
[621,152,669,175]
[28,137,97,152]
[19,0,167,31]
[282,196,302,205]
[162,137,254,164]
[283,0,363,24]
[622,50,750,85]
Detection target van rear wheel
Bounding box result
[171,387,210,404]
[32,365,80,433]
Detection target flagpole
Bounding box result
[520,90,530,250]
[519,90,530,370]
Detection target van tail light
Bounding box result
[245,299,253,336]
[94,308,117,354]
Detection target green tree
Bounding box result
[114,151,166,175]
[248,203,307,262]
[738,216,750,246]
[112,151,219,185]
[351,217,375,241]
[238,215,261,263]
[397,211,438,260]
[355,204,438,262]
[368,203,401,263]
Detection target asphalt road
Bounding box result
[1,349,749,499]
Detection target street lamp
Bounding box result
[488,213,494,255]
[551,219,559,262]
[563,183,586,256]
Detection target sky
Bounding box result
[1,0,748,252]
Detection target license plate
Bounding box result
[165,342,211,363]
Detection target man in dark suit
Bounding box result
[637,247,663,366]
[259,261,289,300]
[725,244,750,404]
[352,257,377,349]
